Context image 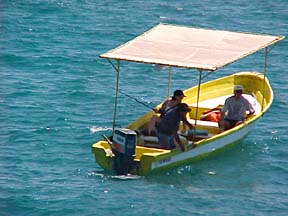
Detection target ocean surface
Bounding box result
[1,1,288,215]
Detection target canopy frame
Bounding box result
[100,23,284,71]
[101,24,284,133]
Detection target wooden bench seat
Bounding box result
[188,119,219,128]
[139,134,187,143]
[139,129,214,148]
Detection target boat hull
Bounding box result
[92,71,273,175]
[149,120,257,174]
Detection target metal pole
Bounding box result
[261,47,268,112]
[112,60,120,133]
[193,69,203,143]
[195,69,203,126]
[167,66,171,98]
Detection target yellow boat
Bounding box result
[92,24,284,176]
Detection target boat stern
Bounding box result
[135,146,171,175]
[91,141,114,171]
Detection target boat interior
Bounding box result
[136,93,261,149]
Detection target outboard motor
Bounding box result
[111,128,137,175]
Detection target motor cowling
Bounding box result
[112,128,137,175]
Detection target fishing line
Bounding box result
[113,87,157,112]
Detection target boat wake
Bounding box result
[89,126,112,134]
[89,170,141,181]
[110,174,142,180]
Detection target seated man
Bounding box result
[156,103,193,151]
[219,85,255,132]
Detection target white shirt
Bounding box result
[222,96,255,121]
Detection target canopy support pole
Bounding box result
[108,59,120,73]
[195,69,203,124]
[167,66,172,98]
[112,60,120,133]
[261,47,268,113]
[192,69,203,143]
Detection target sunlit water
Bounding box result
[1,1,287,215]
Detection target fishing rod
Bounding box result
[114,87,157,112]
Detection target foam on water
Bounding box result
[89,126,112,134]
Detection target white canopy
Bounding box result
[100,24,283,71]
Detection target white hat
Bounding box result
[234,85,243,91]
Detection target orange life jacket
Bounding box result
[201,111,221,122]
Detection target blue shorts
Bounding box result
[158,133,176,150]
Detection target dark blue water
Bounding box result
[1,1,287,215]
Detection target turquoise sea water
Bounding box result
[1,1,288,215]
